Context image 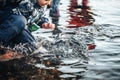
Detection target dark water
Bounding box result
[1,0,120,80]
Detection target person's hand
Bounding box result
[42,23,55,29]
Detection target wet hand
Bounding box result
[42,23,55,29]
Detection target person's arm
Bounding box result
[36,16,49,27]
[38,15,55,29]
[36,6,55,29]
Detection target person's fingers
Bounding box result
[48,23,52,28]
[42,23,48,29]
[42,23,55,29]
[52,24,55,29]
[48,23,55,29]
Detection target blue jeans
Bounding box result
[0,10,36,46]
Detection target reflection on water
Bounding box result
[67,0,95,28]
[0,0,120,80]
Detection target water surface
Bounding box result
[1,0,120,80]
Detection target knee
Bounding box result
[12,15,27,30]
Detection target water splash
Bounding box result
[32,27,95,60]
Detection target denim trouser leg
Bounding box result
[0,11,37,54]
[12,29,36,44]
[0,14,26,43]
[11,29,37,52]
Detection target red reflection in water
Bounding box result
[67,0,95,28]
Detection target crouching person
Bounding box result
[0,0,39,61]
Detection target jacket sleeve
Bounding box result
[36,17,48,27]
[36,6,49,27]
